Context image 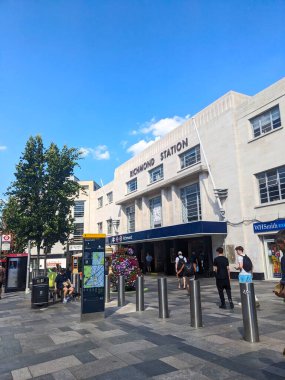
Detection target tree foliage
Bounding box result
[3,135,81,267]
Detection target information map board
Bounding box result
[81,234,106,320]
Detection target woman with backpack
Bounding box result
[183,256,196,292]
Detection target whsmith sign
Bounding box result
[130,138,189,178]
[253,219,285,234]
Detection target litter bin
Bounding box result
[31,276,49,308]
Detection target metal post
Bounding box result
[117,275,125,307]
[158,277,169,318]
[105,274,111,303]
[189,279,203,328]
[240,282,259,342]
[136,275,144,311]
[25,240,31,294]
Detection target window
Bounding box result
[149,165,164,184]
[126,205,135,232]
[107,219,113,235]
[73,223,84,242]
[250,105,281,138]
[98,196,103,208]
[180,145,201,169]
[149,196,162,228]
[97,222,103,234]
[82,185,89,190]
[107,192,113,204]
[181,183,201,222]
[127,178,137,193]
[74,201,84,218]
[256,166,285,204]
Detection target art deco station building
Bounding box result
[53,78,285,280]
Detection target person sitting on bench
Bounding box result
[55,268,69,302]
[62,278,75,303]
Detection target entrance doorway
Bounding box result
[264,237,282,280]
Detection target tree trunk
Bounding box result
[43,247,47,276]
[37,244,41,275]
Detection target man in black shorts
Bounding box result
[213,247,234,309]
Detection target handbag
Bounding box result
[273,283,285,298]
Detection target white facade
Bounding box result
[75,78,285,279]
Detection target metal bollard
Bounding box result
[105,275,111,303]
[72,273,80,295]
[189,279,203,328]
[136,275,144,311]
[158,277,169,318]
[239,282,259,342]
[117,275,125,307]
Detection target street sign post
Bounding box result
[81,234,106,321]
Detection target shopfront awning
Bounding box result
[106,220,227,245]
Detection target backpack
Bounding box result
[177,257,185,271]
[184,262,195,276]
[243,255,253,272]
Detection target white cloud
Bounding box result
[127,115,187,157]
[127,137,160,156]
[0,146,7,151]
[79,145,110,160]
[131,116,185,138]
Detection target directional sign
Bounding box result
[2,242,11,251]
[2,234,11,242]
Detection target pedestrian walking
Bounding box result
[235,246,260,307]
[213,247,234,309]
[175,251,186,289]
[183,256,196,292]
[145,253,153,273]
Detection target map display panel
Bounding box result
[83,251,104,288]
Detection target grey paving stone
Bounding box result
[52,369,77,380]
[92,365,148,379]
[70,356,127,379]
[74,351,97,364]
[134,359,177,377]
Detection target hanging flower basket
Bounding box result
[110,250,141,291]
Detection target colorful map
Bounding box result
[83,251,104,288]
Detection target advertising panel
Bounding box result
[81,234,105,320]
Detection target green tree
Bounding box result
[4,135,81,271]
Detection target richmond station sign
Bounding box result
[130,138,188,178]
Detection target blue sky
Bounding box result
[0,0,285,196]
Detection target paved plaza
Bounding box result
[0,276,285,380]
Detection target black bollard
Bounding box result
[158,277,169,318]
[189,279,203,328]
[239,282,259,342]
[105,275,111,303]
[117,275,125,307]
[136,275,144,311]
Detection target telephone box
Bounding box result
[81,234,105,321]
[5,253,28,292]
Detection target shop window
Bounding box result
[107,219,113,235]
[180,145,201,169]
[250,105,281,138]
[74,200,84,218]
[149,165,164,184]
[97,222,103,234]
[73,223,84,243]
[98,196,103,208]
[256,166,285,204]
[126,204,135,232]
[181,183,201,222]
[149,196,162,228]
[127,178,137,193]
[107,191,113,204]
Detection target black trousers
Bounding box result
[216,279,232,304]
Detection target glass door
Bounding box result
[264,238,282,280]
